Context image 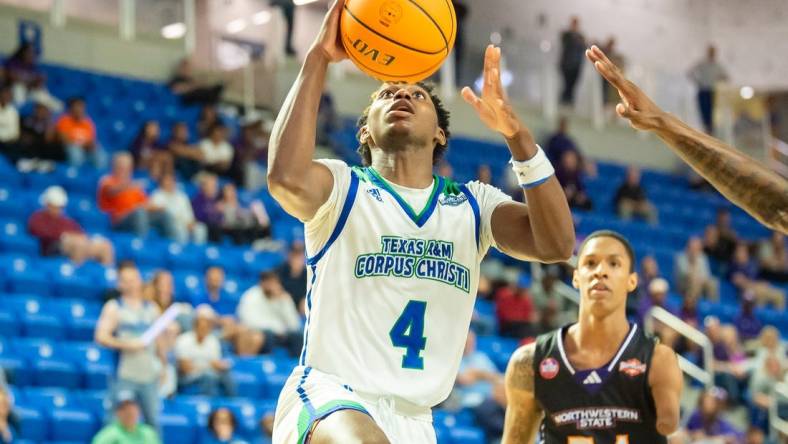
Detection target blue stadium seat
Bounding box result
[166,243,206,272]
[50,262,106,300]
[160,412,197,443]
[0,337,30,386]
[62,342,116,390]
[15,406,48,442]
[0,221,38,256]
[13,338,81,388]
[448,426,486,444]
[6,255,51,296]
[0,309,19,337]
[23,387,77,411]
[49,408,98,441]
[49,299,100,341]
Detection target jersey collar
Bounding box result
[364,167,445,228]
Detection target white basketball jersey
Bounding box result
[301,160,511,408]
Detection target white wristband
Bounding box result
[510,145,555,189]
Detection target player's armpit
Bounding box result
[648,344,683,436]
[267,160,335,222]
[502,343,543,444]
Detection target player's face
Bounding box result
[573,237,638,316]
[361,83,446,153]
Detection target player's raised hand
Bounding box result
[311,0,348,63]
[462,45,521,139]
[586,45,665,131]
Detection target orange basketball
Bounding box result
[340,0,456,83]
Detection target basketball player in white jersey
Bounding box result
[267,1,574,442]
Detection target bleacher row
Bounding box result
[0,55,784,443]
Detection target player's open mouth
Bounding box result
[388,99,415,115]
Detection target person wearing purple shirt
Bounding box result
[129,121,172,181]
[637,277,676,323]
[686,388,745,443]
[4,43,41,89]
[554,149,592,211]
[729,243,785,309]
[734,292,763,343]
[192,173,224,240]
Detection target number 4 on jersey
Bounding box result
[390,300,427,370]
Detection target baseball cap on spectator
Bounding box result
[40,186,68,207]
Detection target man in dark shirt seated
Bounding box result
[614,166,657,223]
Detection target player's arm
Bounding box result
[587,45,788,234]
[463,46,575,263]
[648,344,683,436]
[266,0,347,221]
[502,343,543,444]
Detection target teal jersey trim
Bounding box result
[364,167,445,228]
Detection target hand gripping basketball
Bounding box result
[311,0,349,63]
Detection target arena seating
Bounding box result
[0,59,785,443]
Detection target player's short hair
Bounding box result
[577,230,636,273]
[356,81,451,166]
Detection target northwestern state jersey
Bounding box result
[300,159,511,408]
[533,323,666,444]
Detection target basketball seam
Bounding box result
[343,4,445,56]
[441,0,455,49]
[343,34,446,80]
[405,0,448,52]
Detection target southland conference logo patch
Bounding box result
[438,193,468,207]
[619,358,647,377]
[539,357,559,380]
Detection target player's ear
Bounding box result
[359,125,372,146]
[434,127,447,146]
[627,271,638,293]
[571,269,579,290]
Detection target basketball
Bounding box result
[340,0,456,83]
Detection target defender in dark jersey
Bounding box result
[501,230,683,443]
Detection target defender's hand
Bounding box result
[586,45,666,131]
[462,45,521,138]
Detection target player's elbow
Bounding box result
[656,414,680,436]
[267,168,306,199]
[538,235,575,263]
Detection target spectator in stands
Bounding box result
[146,270,193,333]
[4,43,41,97]
[203,408,246,444]
[555,150,592,211]
[18,100,60,168]
[168,121,203,179]
[613,166,657,224]
[544,117,596,177]
[749,355,784,430]
[0,386,19,443]
[495,275,536,339]
[130,121,173,182]
[317,91,338,147]
[637,255,661,299]
[706,317,748,404]
[277,243,308,311]
[729,242,785,310]
[754,326,786,369]
[217,183,271,245]
[150,172,207,244]
[0,85,19,162]
[175,305,236,397]
[98,152,177,239]
[455,330,503,408]
[91,390,160,444]
[745,427,765,444]
[198,105,222,138]
[714,208,739,261]
[28,186,115,265]
[734,291,763,348]
[675,236,719,301]
[237,271,302,357]
[758,231,788,282]
[192,172,224,237]
[702,225,730,276]
[24,74,62,112]
[558,16,586,106]
[56,97,106,168]
[231,116,269,191]
[94,262,163,432]
[637,277,674,320]
[199,123,234,176]
[253,413,275,444]
[686,388,744,443]
[476,164,492,185]
[473,381,506,442]
[168,59,223,106]
[689,45,729,134]
[678,295,699,327]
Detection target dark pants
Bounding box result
[177,85,224,106]
[207,223,271,245]
[698,89,714,134]
[560,65,582,105]
[178,371,236,397]
[261,330,303,357]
